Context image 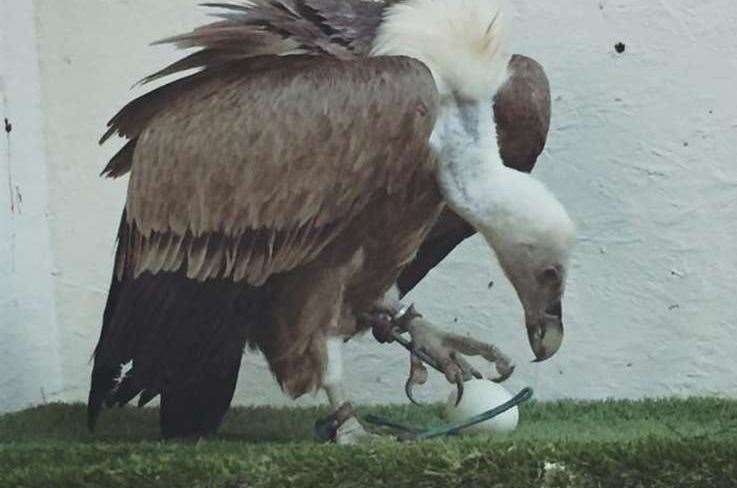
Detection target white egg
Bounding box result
[445,380,519,434]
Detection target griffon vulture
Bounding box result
[89,0,574,443]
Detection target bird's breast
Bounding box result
[341,169,445,317]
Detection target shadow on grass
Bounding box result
[0,402,451,444]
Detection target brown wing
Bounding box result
[397,54,551,297]
[130,0,386,86]
[302,0,385,54]
[114,55,439,286]
[493,54,551,172]
[99,1,387,168]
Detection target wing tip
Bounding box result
[86,390,104,433]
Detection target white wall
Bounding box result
[1,0,736,412]
[0,0,64,412]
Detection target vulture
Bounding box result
[89,0,575,443]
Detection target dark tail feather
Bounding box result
[88,215,269,438]
[138,389,160,408]
[88,212,130,431]
[160,351,242,439]
[88,364,122,431]
[108,368,143,407]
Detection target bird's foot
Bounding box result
[314,402,383,445]
[363,299,515,405]
[335,416,382,445]
[402,318,515,404]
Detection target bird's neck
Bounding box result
[432,99,532,243]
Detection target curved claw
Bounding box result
[405,354,429,406]
[491,362,516,383]
[405,377,423,406]
[313,402,356,443]
[454,374,465,406]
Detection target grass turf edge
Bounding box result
[2,398,737,487]
[2,438,737,488]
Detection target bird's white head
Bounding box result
[372,0,509,101]
[374,0,576,361]
[478,168,576,361]
[432,135,576,361]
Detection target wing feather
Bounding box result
[116,55,438,286]
[493,55,551,172]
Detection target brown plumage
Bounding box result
[90,48,443,438]
[123,56,438,284]
[99,1,551,296]
[90,0,551,438]
[494,55,551,173]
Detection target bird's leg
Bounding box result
[365,297,515,404]
[317,336,377,445]
[323,337,348,409]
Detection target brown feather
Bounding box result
[494,55,552,173]
[101,139,137,178]
[124,55,439,285]
[149,0,384,77]
[99,0,387,176]
[90,1,552,439]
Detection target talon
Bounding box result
[450,351,482,381]
[405,354,429,406]
[314,402,356,443]
[405,377,422,406]
[369,305,518,399]
[454,374,465,406]
[492,360,516,383]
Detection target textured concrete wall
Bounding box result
[0,0,64,412]
[1,0,736,412]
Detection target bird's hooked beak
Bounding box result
[526,299,564,362]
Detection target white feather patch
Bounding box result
[371,0,509,100]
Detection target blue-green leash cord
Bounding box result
[364,387,534,441]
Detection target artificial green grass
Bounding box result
[2,398,736,487]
